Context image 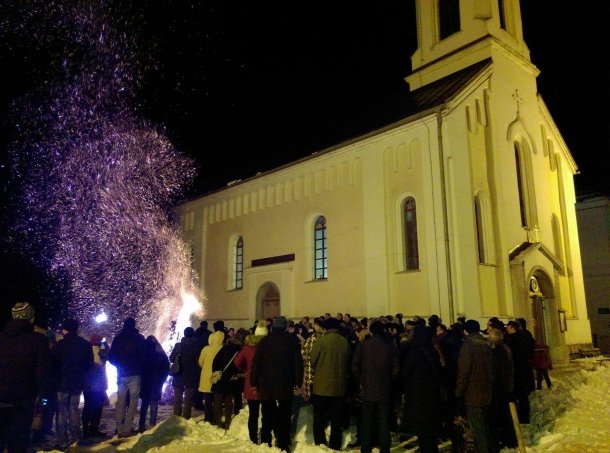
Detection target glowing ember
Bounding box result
[5,1,200,341]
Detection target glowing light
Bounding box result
[95,311,108,324]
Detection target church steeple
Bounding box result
[406,0,530,90]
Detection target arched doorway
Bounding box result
[256,282,281,320]
[528,271,555,345]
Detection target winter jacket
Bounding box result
[300,331,321,401]
[234,335,265,401]
[170,335,201,388]
[198,331,224,393]
[251,329,303,401]
[310,329,350,397]
[401,325,444,436]
[505,330,535,393]
[108,327,147,378]
[491,342,513,396]
[455,332,493,407]
[51,331,94,393]
[0,319,52,404]
[533,341,552,369]
[141,343,170,400]
[351,333,399,402]
[84,344,109,394]
[210,342,241,395]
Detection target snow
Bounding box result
[40,361,610,452]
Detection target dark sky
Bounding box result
[1,1,609,322]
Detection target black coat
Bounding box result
[351,334,399,402]
[0,319,53,403]
[210,343,241,395]
[141,343,170,400]
[505,331,535,393]
[170,336,201,388]
[108,327,147,378]
[51,332,94,393]
[251,329,303,401]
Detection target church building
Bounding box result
[176,0,592,361]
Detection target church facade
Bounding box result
[177,0,592,361]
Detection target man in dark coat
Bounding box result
[0,302,52,453]
[51,318,94,447]
[505,320,535,423]
[251,316,303,452]
[139,335,169,432]
[455,320,494,453]
[170,327,202,419]
[108,317,147,437]
[351,320,399,453]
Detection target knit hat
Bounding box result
[272,316,288,330]
[254,320,269,336]
[369,320,385,335]
[324,317,341,331]
[11,302,35,321]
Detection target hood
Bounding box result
[244,334,265,347]
[208,331,225,346]
[2,319,34,337]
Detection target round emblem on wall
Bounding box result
[530,276,539,292]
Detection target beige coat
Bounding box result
[197,331,224,393]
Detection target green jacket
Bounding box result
[310,330,350,397]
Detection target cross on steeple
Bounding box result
[512,89,523,115]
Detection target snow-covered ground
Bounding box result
[40,360,609,452]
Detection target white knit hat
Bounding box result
[12,302,35,321]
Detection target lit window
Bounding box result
[234,236,243,289]
[404,197,419,270]
[314,216,328,279]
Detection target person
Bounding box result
[401,324,444,453]
[51,318,94,448]
[197,330,225,423]
[505,320,535,423]
[0,302,52,453]
[436,323,462,449]
[351,320,399,453]
[234,320,268,444]
[82,334,109,441]
[310,317,351,450]
[455,320,494,453]
[170,327,201,420]
[251,316,304,452]
[210,336,242,429]
[139,335,169,432]
[195,320,212,349]
[533,339,553,390]
[108,317,147,438]
[487,327,517,450]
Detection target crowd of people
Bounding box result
[0,302,554,453]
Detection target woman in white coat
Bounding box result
[198,331,225,423]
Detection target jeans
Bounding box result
[360,401,391,453]
[213,393,234,429]
[247,400,261,443]
[139,399,159,431]
[173,385,197,419]
[116,375,140,435]
[0,400,36,453]
[57,391,82,445]
[82,391,105,437]
[466,405,493,453]
[311,394,344,450]
[536,368,552,389]
[261,399,292,451]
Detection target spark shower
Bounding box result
[3,1,201,340]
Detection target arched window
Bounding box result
[404,197,419,270]
[314,216,328,279]
[474,195,485,263]
[234,236,243,289]
[439,0,460,40]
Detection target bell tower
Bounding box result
[406,0,531,90]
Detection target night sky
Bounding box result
[1,1,609,325]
